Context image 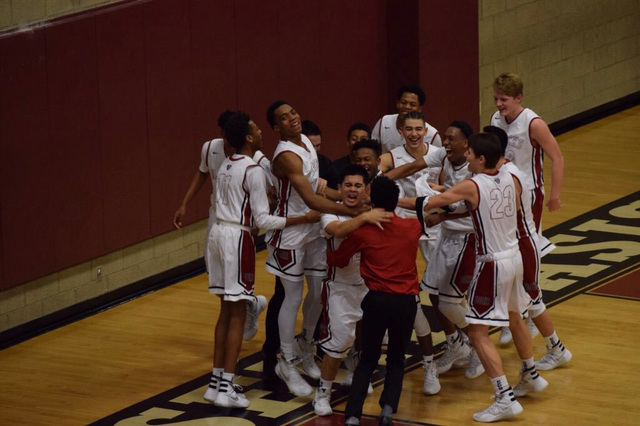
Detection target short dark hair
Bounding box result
[224,111,251,151]
[266,100,288,128]
[352,139,382,157]
[397,84,426,105]
[217,110,234,130]
[450,120,474,139]
[339,164,370,185]
[301,120,321,136]
[347,122,371,140]
[371,176,399,212]
[469,133,502,168]
[400,111,425,126]
[483,125,509,155]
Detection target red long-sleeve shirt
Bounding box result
[326,213,422,295]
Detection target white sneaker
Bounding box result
[214,379,250,408]
[465,348,485,379]
[436,340,471,374]
[294,335,321,379]
[275,357,313,397]
[526,316,539,339]
[423,362,441,395]
[473,389,523,422]
[367,381,373,395]
[513,366,548,397]
[313,390,332,416]
[498,327,512,346]
[535,346,572,371]
[203,373,221,404]
[243,295,267,341]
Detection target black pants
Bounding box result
[345,290,417,419]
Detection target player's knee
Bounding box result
[439,300,468,329]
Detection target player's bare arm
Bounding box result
[530,118,564,212]
[424,180,478,211]
[273,151,353,216]
[324,208,392,238]
[384,157,427,180]
[173,170,209,229]
[378,152,394,173]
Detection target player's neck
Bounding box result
[405,142,427,158]
[506,106,524,123]
[282,133,303,146]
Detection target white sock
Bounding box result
[446,330,460,346]
[281,343,295,362]
[491,375,510,394]
[423,355,434,366]
[544,331,561,351]
[318,378,333,394]
[521,357,535,371]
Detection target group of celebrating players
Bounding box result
[173,72,572,424]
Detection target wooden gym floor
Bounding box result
[1,106,639,425]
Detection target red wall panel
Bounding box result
[144,0,195,236]
[96,4,151,252]
[0,30,56,287]
[46,17,104,270]
[315,0,388,160]
[234,1,281,156]
[187,0,238,222]
[419,0,480,134]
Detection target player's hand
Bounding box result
[348,203,371,217]
[305,210,321,223]
[362,208,393,230]
[428,182,445,192]
[424,212,444,227]
[316,178,327,195]
[546,197,561,212]
[173,205,187,229]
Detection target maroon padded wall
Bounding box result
[0,0,478,290]
[0,30,56,286]
[96,4,151,253]
[419,0,480,134]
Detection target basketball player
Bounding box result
[487,125,573,371]
[312,164,392,416]
[372,84,441,152]
[378,111,446,395]
[203,112,319,408]
[264,101,360,398]
[172,111,268,342]
[332,122,371,178]
[491,72,565,346]
[416,133,548,422]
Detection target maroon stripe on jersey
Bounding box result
[528,117,545,188]
[469,180,487,255]
[469,261,497,317]
[241,165,259,227]
[452,233,476,294]
[531,187,544,232]
[267,178,290,247]
[518,236,540,301]
[237,231,255,291]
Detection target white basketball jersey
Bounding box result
[501,161,537,238]
[490,108,543,190]
[469,169,519,256]
[320,213,364,286]
[373,114,442,152]
[390,144,444,197]
[199,138,227,211]
[215,154,286,230]
[253,150,274,188]
[442,159,474,233]
[265,135,322,249]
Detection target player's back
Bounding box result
[470,168,519,256]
